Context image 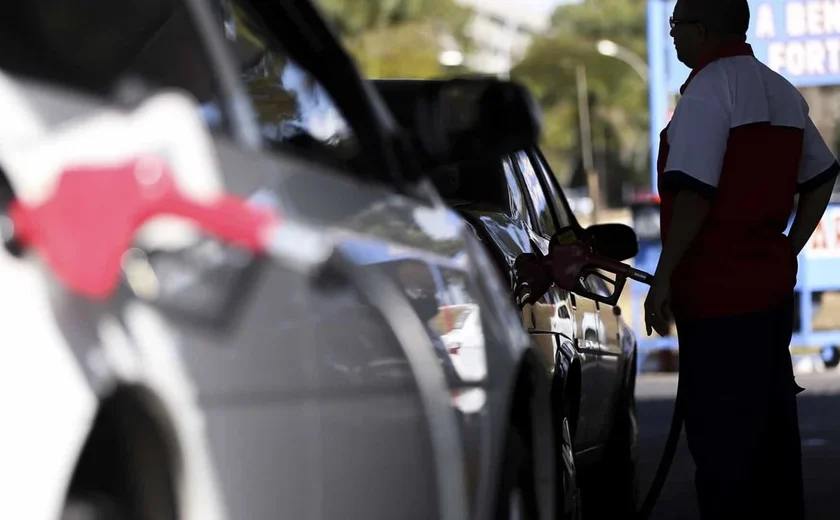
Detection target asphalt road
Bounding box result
[636,371,840,519]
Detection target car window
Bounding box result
[215,0,361,167]
[514,151,557,237]
[429,157,520,218]
[529,149,573,229]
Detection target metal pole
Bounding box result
[576,64,600,224]
[647,0,668,195]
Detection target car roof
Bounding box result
[371,76,505,127]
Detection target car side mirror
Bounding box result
[585,223,639,261]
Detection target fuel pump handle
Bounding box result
[514,230,654,308]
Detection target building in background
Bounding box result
[455,0,553,76]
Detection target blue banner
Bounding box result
[663,0,840,93]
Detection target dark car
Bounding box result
[0,2,565,520]
[374,78,642,518]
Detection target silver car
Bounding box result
[0,1,559,520]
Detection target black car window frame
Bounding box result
[501,155,533,226]
[529,147,580,230]
[512,150,558,239]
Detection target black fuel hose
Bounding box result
[636,373,683,519]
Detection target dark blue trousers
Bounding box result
[676,294,806,520]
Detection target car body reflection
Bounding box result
[394,261,488,388]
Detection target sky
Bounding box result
[503,0,582,17]
[460,0,580,20]
[524,0,581,14]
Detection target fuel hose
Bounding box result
[636,377,683,519]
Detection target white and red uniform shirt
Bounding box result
[657,43,840,319]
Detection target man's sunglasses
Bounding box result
[669,16,703,29]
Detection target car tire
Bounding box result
[579,357,640,518]
[821,345,840,369]
[60,494,128,520]
[496,423,540,520]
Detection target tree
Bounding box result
[511,0,649,204]
[316,0,474,79]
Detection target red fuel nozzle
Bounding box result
[6,156,278,300]
[514,227,653,307]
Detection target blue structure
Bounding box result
[637,0,840,358]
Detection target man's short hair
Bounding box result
[707,0,750,39]
[724,0,750,38]
[687,0,750,39]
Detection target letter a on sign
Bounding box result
[805,208,840,258]
[756,4,776,38]
[810,220,828,251]
[834,215,840,246]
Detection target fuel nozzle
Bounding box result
[514,226,653,308]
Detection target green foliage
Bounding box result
[316,0,473,79]
[512,0,650,200]
[317,0,470,37]
[312,0,652,201]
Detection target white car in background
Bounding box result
[440,304,488,382]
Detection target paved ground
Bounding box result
[636,371,840,519]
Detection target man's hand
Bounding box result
[645,277,672,337]
[645,189,711,337]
